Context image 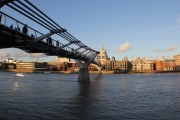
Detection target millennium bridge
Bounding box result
[0,0,102,81]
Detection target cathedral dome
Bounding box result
[98,47,108,64]
[100,47,107,54]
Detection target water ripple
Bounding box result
[0,72,180,120]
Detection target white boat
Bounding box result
[16,73,24,77]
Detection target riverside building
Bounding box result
[174,54,180,71]
[110,56,130,73]
[16,62,48,72]
[98,47,131,72]
[132,58,154,72]
[155,57,176,72]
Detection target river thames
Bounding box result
[0,72,179,120]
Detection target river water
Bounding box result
[0,72,179,120]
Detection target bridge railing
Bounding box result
[0,11,43,38]
[0,11,73,52]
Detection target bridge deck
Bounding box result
[0,0,101,66]
[0,24,76,57]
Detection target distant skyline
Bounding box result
[1,0,180,61]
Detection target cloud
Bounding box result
[12,49,46,58]
[0,50,11,59]
[30,53,46,58]
[152,45,178,52]
[118,42,131,52]
[0,48,47,61]
[168,46,177,51]
[13,50,29,58]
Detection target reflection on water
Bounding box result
[13,81,19,90]
[0,72,180,120]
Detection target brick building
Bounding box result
[174,54,180,71]
[155,60,176,72]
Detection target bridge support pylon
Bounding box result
[76,60,90,81]
[75,52,97,81]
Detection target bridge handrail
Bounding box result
[0,11,74,52]
[0,1,101,66]
[0,11,43,37]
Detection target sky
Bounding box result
[1,0,180,61]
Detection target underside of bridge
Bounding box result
[0,0,102,81]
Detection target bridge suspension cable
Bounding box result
[5,0,94,52]
[0,0,101,66]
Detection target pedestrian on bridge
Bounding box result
[49,37,52,45]
[10,24,13,29]
[56,40,59,47]
[31,34,35,38]
[23,24,28,34]
[46,37,49,44]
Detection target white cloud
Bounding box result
[0,50,11,59]
[30,53,46,58]
[0,48,47,61]
[13,50,29,58]
[152,45,178,52]
[118,42,131,52]
[168,45,177,51]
